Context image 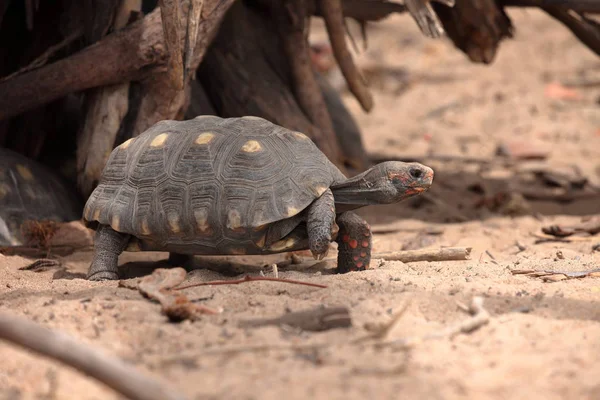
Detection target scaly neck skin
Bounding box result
[330,166,396,212]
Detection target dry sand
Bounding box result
[1,8,600,400]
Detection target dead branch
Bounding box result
[511,268,600,282]
[197,1,347,168]
[0,0,235,122]
[273,0,342,163]
[184,0,205,79]
[404,0,446,38]
[432,0,514,64]
[77,85,130,196]
[529,232,596,243]
[541,217,600,238]
[238,305,352,331]
[320,0,374,111]
[159,0,185,90]
[308,0,407,21]
[137,268,218,321]
[0,312,187,400]
[373,246,472,262]
[174,275,328,290]
[542,7,600,56]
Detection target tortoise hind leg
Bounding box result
[335,212,371,273]
[307,188,338,260]
[87,225,130,281]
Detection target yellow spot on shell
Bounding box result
[241,140,262,153]
[150,133,169,147]
[286,206,300,217]
[112,215,121,231]
[314,186,327,196]
[253,223,267,232]
[269,237,296,251]
[294,132,309,140]
[0,183,10,199]
[194,209,210,232]
[242,116,263,121]
[167,212,180,233]
[195,132,215,145]
[92,208,101,221]
[227,209,243,231]
[141,218,151,235]
[16,165,34,181]
[120,138,134,149]
[255,234,266,248]
[229,248,247,255]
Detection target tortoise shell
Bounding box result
[0,147,83,246]
[83,116,346,254]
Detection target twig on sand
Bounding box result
[372,247,472,263]
[511,268,600,282]
[0,312,187,400]
[375,296,490,349]
[137,268,219,321]
[529,232,596,244]
[174,275,328,290]
[541,218,600,238]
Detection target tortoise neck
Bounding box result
[330,168,387,210]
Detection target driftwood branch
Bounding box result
[137,268,219,321]
[174,275,328,290]
[542,7,600,56]
[159,0,185,90]
[198,1,347,168]
[0,0,235,122]
[273,0,343,163]
[0,312,187,400]
[320,0,374,111]
[373,246,472,262]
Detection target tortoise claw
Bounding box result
[312,248,329,261]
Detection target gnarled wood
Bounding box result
[432,0,513,64]
[77,0,140,198]
[198,1,346,169]
[272,0,343,164]
[0,0,235,122]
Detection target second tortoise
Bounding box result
[83,116,434,280]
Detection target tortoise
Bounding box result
[83,116,434,280]
[0,147,83,246]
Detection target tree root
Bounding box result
[320,0,374,111]
[0,311,187,400]
[273,0,342,163]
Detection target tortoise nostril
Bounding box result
[410,168,423,179]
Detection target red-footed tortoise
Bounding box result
[83,116,434,280]
[0,147,83,246]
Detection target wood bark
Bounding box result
[432,0,514,64]
[0,0,235,122]
[77,0,140,198]
[198,1,346,169]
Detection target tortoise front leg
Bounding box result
[87,224,130,281]
[335,211,371,273]
[307,188,338,260]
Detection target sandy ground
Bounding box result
[2,8,600,400]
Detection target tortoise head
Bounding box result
[331,161,434,207]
